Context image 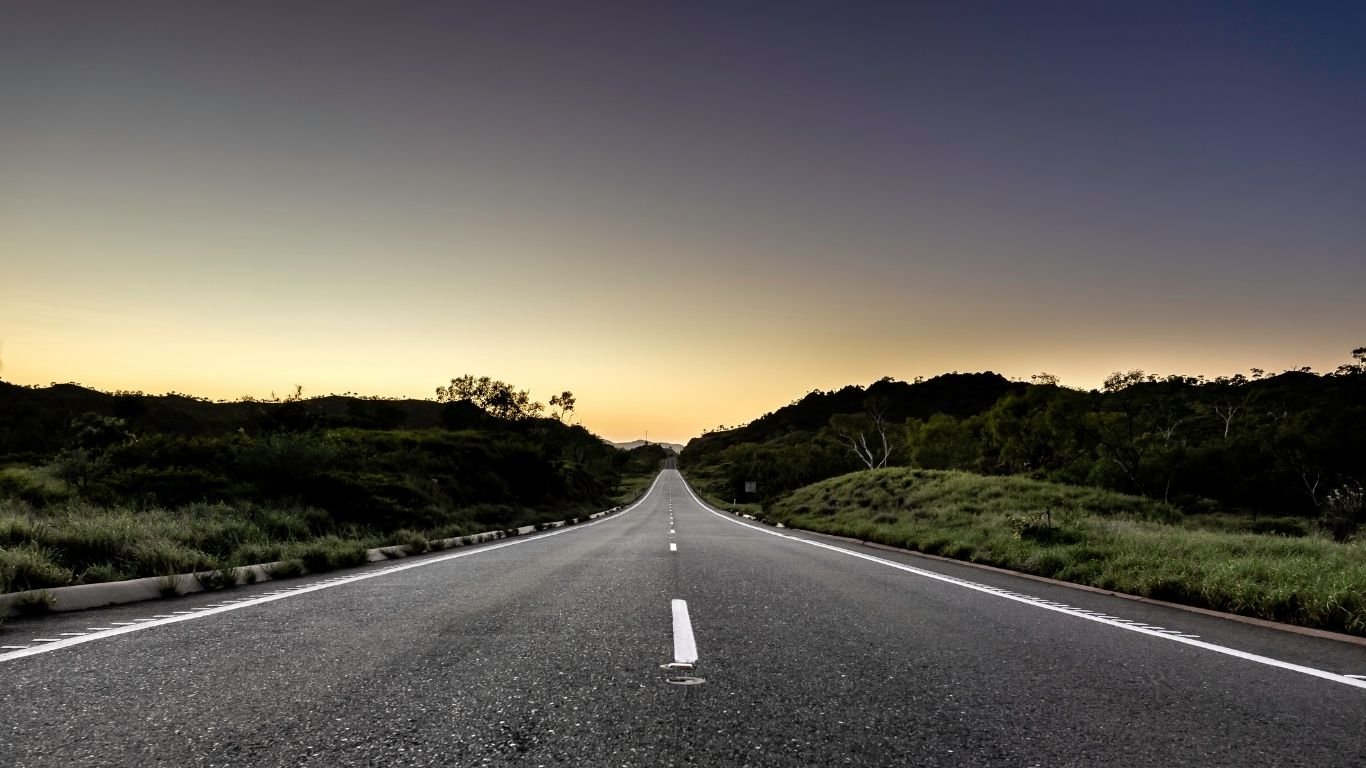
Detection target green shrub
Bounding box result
[294,537,368,573]
[268,560,305,579]
[96,466,233,507]
[0,466,71,506]
[78,563,126,584]
[0,510,41,546]
[1320,483,1364,542]
[130,540,214,578]
[392,529,430,555]
[0,545,74,592]
[229,542,286,566]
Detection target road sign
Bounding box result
[744,481,757,493]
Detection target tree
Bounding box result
[435,375,544,420]
[549,391,576,423]
[1202,375,1252,441]
[906,414,980,470]
[829,396,895,470]
[1337,346,1366,376]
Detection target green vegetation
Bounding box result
[693,467,1366,636]
[680,351,1366,636]
[612,443,673,504]
[0,376,666,595]
[682,350,1366,540]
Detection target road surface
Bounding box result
[3,467,1364,766]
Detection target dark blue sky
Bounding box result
[3,1,1363,440]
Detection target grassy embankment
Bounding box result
[0,463,659,598]
[685,466,1366,636]
[612,472,657,506]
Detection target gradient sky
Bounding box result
[3,1,1364,443]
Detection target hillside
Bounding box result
[678,360,1366,521]
[0,382,487,461]
[741,468,1366,636]
[684,372,1021,456]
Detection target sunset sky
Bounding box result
[3,2,1363,443]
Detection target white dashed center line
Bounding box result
[671,599,698,665]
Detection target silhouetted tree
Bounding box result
[436,375,544,420]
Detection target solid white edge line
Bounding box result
[671,598,698,664]
[674,471,1366,692]
[0,473,668,665]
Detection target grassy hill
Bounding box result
[696,467,1366,636]
[0,381,669,597]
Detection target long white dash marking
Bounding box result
[676,472,1366,691]
[0,473,667,665]
[670,543,677,552]
[671,599,698,665]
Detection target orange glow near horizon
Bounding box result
[3,287,1358,446]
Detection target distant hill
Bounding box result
[610,439,685,454]
[0,381,489,461]
[683,372,1022,456]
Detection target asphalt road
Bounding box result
[3,467,1364,767]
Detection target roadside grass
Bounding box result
[676,464,764,518]
[699,467,1366,637]
[1177,512,1312,538]
[0,465,72,507]
[612,472,657,506]
[0,465,651,595]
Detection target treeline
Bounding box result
[681,349,1366,537]
[0,377,645,536]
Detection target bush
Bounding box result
[0,466,71,506]
[268,560,305,579]
[230,542,286,566]
[0,510,41,546]
[0,545,74,592]
[1320,483,1364,541]
[392,529,430,555]
[130,540,214,578]
[294,537,369,573]
[95,466,233,507]
[78,563,126,584]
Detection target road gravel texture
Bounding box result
[2,467,1363,767]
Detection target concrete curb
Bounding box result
[687,484,1366,649]
[0,507,621,618]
